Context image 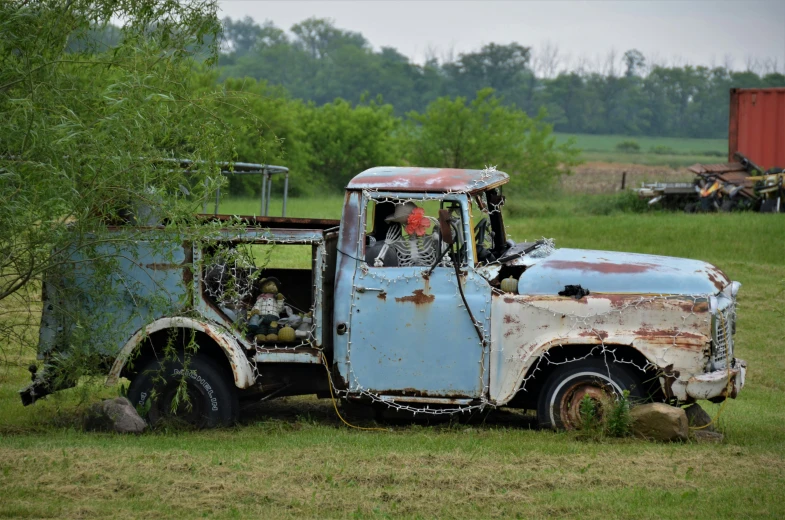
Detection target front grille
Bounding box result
[712,304,735,370]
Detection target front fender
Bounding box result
[489,293,711,405]
[106,317,255,389]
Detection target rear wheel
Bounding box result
[127,353,238,428]
[537,359,644,430]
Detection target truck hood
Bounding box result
[518,248,729,296]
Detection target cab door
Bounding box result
[346,194,491,399]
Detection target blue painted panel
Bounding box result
[519,248,730,296]
[65,235,190,357]
[347,266,490,397]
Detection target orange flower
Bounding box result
[405,207,429,236]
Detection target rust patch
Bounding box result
[579,330,608,339]
[503,315,520,324]
[545,260,660,274]
[504,296,516,304]
[370,387,470,399]
[377,291,387,301]
[600,294,638,308]
[634,327,702,340]
[504,325,523,338]
[395,289,435,305]
[346,167,507,193]
[678,300,709,313]
[679,301,696,312]
[693,301,709,312]
[706,271,726,292]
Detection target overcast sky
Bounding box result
[218,0,785,72]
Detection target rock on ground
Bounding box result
[85,397,147,434]
[684,403,715,432]
[630,403,688,442]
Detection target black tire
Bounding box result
[537,359,644,430]
[127,353,238,428]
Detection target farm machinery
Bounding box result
[635,152,784,213]
[634,87,785,213]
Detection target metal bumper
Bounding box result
[18,366,76,406]
[19,377,52,407]
[679,358,746,402]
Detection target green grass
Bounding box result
[2,197,784,519]
[555,133,728,167]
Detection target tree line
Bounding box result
[219,16,785,139]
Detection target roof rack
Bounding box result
[170,159,290,217]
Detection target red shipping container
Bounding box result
[728,87,785,171]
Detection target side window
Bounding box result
[363,197,467,267]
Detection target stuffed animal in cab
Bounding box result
[248,277,291,341]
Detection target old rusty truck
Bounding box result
[21,167,746,429]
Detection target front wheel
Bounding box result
[127,353,238,428]
[537,359,644,430]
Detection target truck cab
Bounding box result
[23,166,746,429]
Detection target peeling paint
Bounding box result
[346,166,509,193]
[545,260,660,274]
[394,289,435,305]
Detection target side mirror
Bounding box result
[438,209,454,246]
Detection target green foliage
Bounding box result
[215,17,785,139]
[577,390,632,440]
[403,88,581,193]
[616,140,641,153]
[606,390,633,437]
[301,97,401,191]
[0,1,256,388]
[579,395,601,434]
[212,76,312,195]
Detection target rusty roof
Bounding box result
[346,167,509,192]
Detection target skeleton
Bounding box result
[373,224,440,267]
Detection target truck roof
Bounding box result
[346,166,509,193]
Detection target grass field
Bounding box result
[1,197,784,519]
[555,133,728,167]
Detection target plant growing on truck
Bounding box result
[22,166,746,430]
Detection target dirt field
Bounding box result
[562,162,695,194]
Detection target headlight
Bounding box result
[729,281,741,298]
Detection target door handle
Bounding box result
[356,286,383,293]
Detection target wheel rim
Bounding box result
[549,372,623,430]
[559,381,614,430]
